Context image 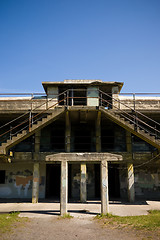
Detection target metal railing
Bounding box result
[0,89,160,147]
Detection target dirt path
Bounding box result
[1,216,158,240]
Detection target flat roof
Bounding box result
[42,80,124,93]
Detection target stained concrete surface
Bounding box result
[0,200,160,218]
[1,200,160,240]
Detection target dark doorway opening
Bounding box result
[46,164,61,199]
[95,163,120,200]
[68,164,72,201]
[95,164,101,199]
[108,164,120,198]
[74,124,92,152]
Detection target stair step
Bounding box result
[1,142,7,147]
[22,130,27,135]
[41,118,48,123]
[16,133,23,138]
[11,136,17,141]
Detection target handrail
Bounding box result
[99,89,160,128]
[0,88,160,148]
[99,96,160,137]
[0,89,69,132]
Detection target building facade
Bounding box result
[0,79,160,215]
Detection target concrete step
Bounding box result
[101,106,160,149]
[0,107,65,155]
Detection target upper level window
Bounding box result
[58,87,87,106]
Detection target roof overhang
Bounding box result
[42,80,124,94]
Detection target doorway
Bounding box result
[108,164,120,199]
[46,164,61,199]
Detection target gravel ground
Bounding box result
[0,216,152,240]
[1,200,160,240]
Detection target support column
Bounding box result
[32,130,41,203]
[60,161,68,216]
[80,163,87,203]
[32,163,40,203]
[65,111,71,153]
[96,111,101,152]
[127,163,135,202]
[126,130,132,153]
[101,160,109,214]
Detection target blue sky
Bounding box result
[0,0,160,93]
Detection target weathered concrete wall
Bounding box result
[0,98,47,111]
[47,87,58,108]
[0,163,46,199]
[119,96,160,110]
[87,164,95,199]
[71,164,95,200]
[134,168,160,199]
[71,164,80,199]
[119,168,128,199]
[119,166,160,200]
[87,87,99,106]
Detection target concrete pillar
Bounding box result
[112,86,119,109]
[60,161,68,216]
[32,130,41,203]
[65,111,71,153]
[80,163,87,203]
[96,111,101,152]
[127,163,135,202]
[32,163,40,203]
[101,160,109,214]
[34,131,41,160]
[126,130,132,153]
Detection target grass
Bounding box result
[96,210,160,230]
[0,212,27,233]
[60,213,73,219]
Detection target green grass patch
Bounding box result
[96,210,160,230]
[60,213,73,219]
[0,212,26,233]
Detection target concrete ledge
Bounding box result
[45,152,123,162]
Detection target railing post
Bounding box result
[101,92,102,106]
[133,93,135,111]
[66,90,69,106]
[29,111,32,132]
[155,125,157,139]
[136,112,138,130]
[71,89,74,106]
[10,126,12,140]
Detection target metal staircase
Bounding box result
[0,96,66,155]
[0,88,160,157]
[99,90,160,150]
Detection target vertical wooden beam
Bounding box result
[60,161,68,216]
[96,111,101,152]
[127,163,135,203]
[80,163,87,203]
[101,160,109,214]
[65,111,71,153]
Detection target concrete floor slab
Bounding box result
[0,200,160,218]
